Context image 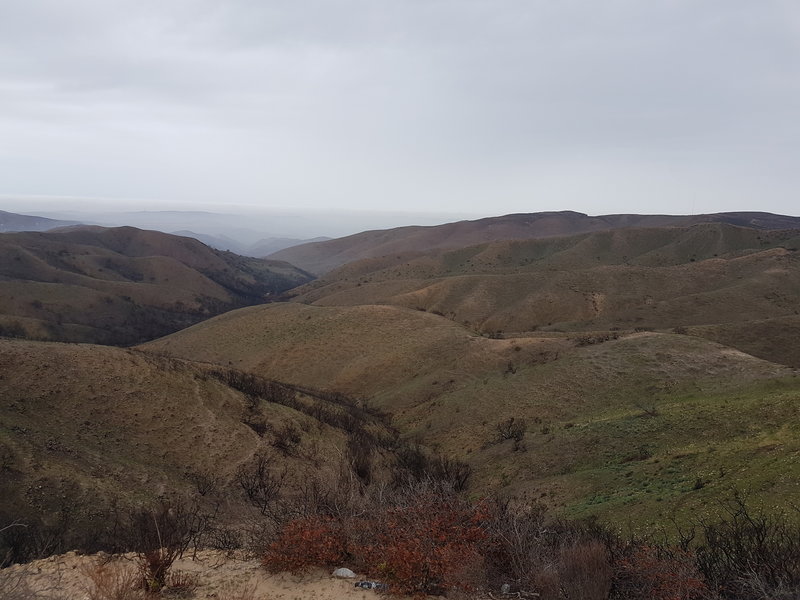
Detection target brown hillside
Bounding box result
[142,302,800,526]
[0,226,313,345]
[0,337,394,559]
[285,224,800,365]
[268,210,800,274]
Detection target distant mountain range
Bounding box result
[171,229,330,257]
[0,208,330,256]
[268,210,800,274]
[0,209,80,232]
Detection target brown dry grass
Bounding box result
[270,211,800,274]
[142,300,800,527]
[81,560,144,600]
[0,337,360,544]
[288,227,800,345]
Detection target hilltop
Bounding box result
[0,226,313,344]
[268,210,800,274]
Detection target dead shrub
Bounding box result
[81,560,144,600]
[346,431,374,485]
[496,417,527,443]
[218,580,259,600]
[236,453,285,517]
[695,496,800,598]
[124,501,209,594]
[559,540,612,600]
[484,499,550,592]
[389,445,473,491]
[271,423,302,456]
[613,543,708,600]
[163,570,198,597]
[427,456,473,492]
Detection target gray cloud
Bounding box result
[1,0,799,223]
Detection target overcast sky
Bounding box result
[1,0,799,222]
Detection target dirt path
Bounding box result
[1,550,398,600]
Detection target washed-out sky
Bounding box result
[1,0,799,221]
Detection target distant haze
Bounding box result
[0,198,478,239]
[1,1,799,217]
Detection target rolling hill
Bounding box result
[0,226,313,345]
[142,302,800,527]
[0,336,395,560]
[285,223,800,366]
[5,211,800,552]
[268,210,800,274]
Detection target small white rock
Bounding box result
[332,567,356,578]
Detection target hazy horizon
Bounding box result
[0,195,485,238]
[2,1,799,219]
[3,192,799,240]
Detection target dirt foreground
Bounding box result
[1,550,413,600]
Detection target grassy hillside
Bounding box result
[0,226,313,345]
[268,210,800,274]
[285,224,800,366]
[142,303,800,529]
[0,336,398,560]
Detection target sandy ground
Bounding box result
[0,550,409,600]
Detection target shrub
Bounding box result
[263,486,488,595]
[236,453,285,517]
[262,515,346,573]
[81,560,144,600]
[559,540,613,600]
[359,493,489,595]
[483,500,551,592]
[696,496,800,598]
[613,543,708,600]
[123,500,213,593]
[346,431,374,484]
[496,417,526,443]
[271,423,302,455]
[163,571,198,596]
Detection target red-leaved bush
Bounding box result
[262,515,346,574]
[261,485,797,599]
[262,492,488,595]
[359,495,489,595]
